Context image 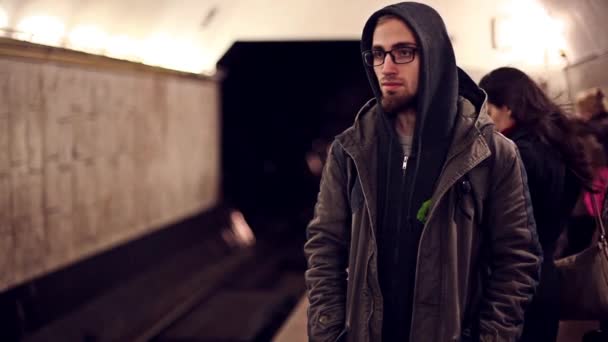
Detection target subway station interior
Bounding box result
[0,0,607,341]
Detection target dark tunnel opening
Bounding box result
[218,40,373,239]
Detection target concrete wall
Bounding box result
[0,57,220,292]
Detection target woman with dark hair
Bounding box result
[479,67,596,342]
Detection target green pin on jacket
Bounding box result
[416,199,432,223]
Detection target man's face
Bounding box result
[372,17,420,113]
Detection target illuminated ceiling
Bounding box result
[0,0,596,76]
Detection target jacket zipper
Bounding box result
[393,153,411,281]
[394,155,409,262]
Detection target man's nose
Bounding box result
[381,53,398,74]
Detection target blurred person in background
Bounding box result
[480,67,597,342]
[568,87,608,257]
[576,87,608,136]
[575,87,608,342]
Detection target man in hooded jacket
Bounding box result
[304,2,542,342]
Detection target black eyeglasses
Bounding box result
[362,47,418,66]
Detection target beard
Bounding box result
[381,91,416,114]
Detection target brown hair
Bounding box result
[480,67,596,190]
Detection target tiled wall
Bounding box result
[0,58,220,292]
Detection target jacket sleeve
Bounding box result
[304,141,350,342]
[479,135,542,341]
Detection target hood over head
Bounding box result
[361,1,485,144]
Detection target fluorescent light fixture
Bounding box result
[0,7,8,29]
[16,15,65,46]
[67,25,108,54]
[140,33,211,74]
[105,35,140,61]
[492,0,567,67]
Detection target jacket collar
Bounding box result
[431,97,492,204]
[335,99,381,233]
